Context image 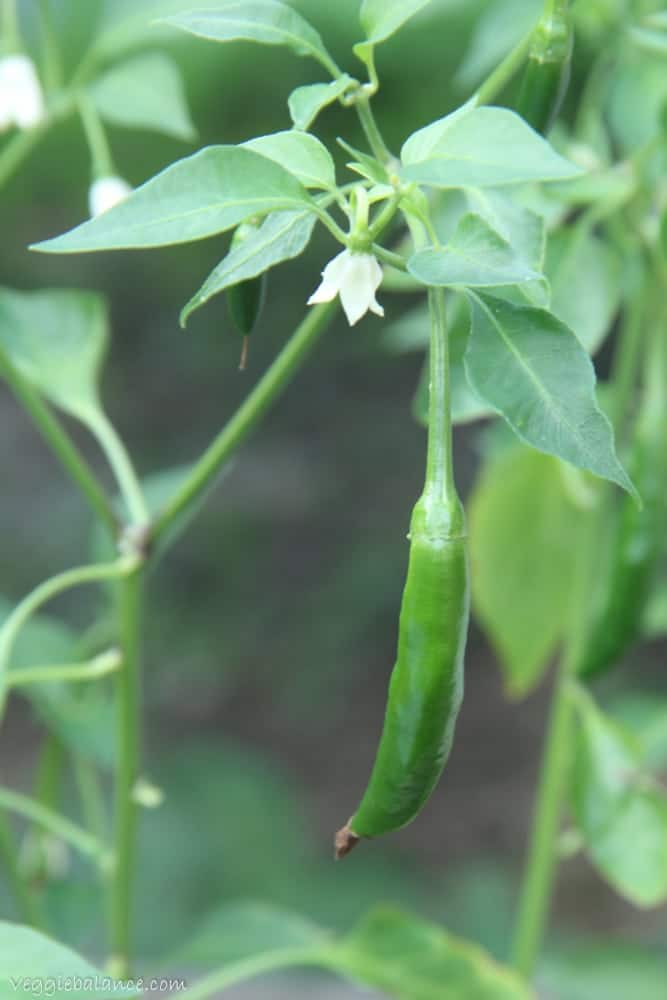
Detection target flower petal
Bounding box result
[88,176,133,217]
[338,252,384,326]
[1,55,45,129]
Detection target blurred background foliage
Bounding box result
[1,0,667,992]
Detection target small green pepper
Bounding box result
[516,5,573,135]
[578,325,666,679]
[336,289,469,858]
[226,222,267,370]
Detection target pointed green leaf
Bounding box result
[408,213,542,289]
[465,295,636,495]
[337,138,390,185]
[455,0,539,88]
[288,75,354,131]
[359,0,433,45]
[469,445,581,696]
[160,2,338,74]
[545,228,621,354]
[331,907,532,1000]
[0,288,107,424]
[608,694,667,772]
[571,689,667,907]
[242,130,335,189]
[0,923,140,996]
[401,106,581,188]
[91,0,190,63]
[181,209,316,326]
[89,52,196,141]
[33,147,314,253]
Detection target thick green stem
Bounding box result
[110,569,143,976]
[151,301,337,549]
[8,649,121,687]
[424,289,456,504]
[78,94,114,178]
[0,347,117,535]
[38,0,62,91]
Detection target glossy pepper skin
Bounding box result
[335,491,469,858]
[578,420,665,679]
[516,10,573,135]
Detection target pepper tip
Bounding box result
[334,822,360,860]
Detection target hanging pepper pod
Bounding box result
[226,222,267,370]
[516,4,573,135]
[577,320,667,679]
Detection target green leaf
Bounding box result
[401,106,581,188]
[91,0,190,64]
[337,138,390,185]
[33,147,314,253]
[455,0,540,88]
[465,189,548,306]
[288,76,354,131]
[0,288,108,426]
[359,0,433,46]
[628,26,667,57]
[545,227,621,354]
[181,209,316,326]
[160,2,337,74]
[571,689,667,907]
[242,130,335,190]
[171,903,531,998]
[469,445,581,696]
[539,942,667,1000]
[0,922,140,997]
[329,908,532,1000]
[0,599,114,767]
[408,214,542,289]
[465,295,636,495]
[88,52,196,141]
[643,582,667,639]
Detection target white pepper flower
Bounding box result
[0,54,45,132]
[88,175,132,217]
[308,249,384,326]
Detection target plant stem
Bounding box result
[110,568,143,976]
[0,345,117,535]
[183,948,328,1000]
[510,653,575,977]
[8,649,121,687]
[0,786,109,864]
[151,301,337,549]
[0,557,138,716]
[424,288,455,504]
[474,27,534,105]
[1,0,20,49]
[37,0,62,91]
[355,98,393,166]
[0,815,41,925]
[87,413,150,526]
[78,93,114,178]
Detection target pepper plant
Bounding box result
[1,0,666,996]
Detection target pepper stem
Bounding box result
[424,289,456,505]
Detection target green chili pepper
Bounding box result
[335,289,469,858]
[516,6,573,135]
[578,323,666,679]
[226,222,267,370]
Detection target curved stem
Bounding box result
[38,0,62,92]
[0,346,117,535]
[110,568,144,976]
[0,557,138,714]
[184,948,330,1000]
[8,648,122,687]
[86,412,149,526]
[424,288,455,504]
[151,301,338,550]
[0,786,109,866]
